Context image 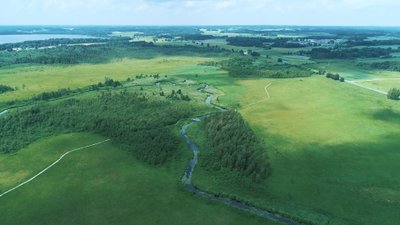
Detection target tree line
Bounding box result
[0,91,196,165]
[357,61,400,72]
[0,38,105,51]
[0,38,229,67]
[202,110,270,182]
[302,47,395,59]
[345,39,400,47]
[325,73,345,82]
[220,57,313,78]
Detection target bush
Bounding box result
[326,73,340,81]
[0,84,14,94]
[387,88,400,100]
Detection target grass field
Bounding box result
[352,78,400,92]
[0,56,219,102]
[0,132,279,225]
[189,75,400,225]
[2,31,400,225]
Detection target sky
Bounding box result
[0,0,399,26]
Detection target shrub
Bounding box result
[326,73,340,81]
[0,84,14,94]
[387,88,400,100]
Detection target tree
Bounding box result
[277,58,283,63]
[0,84,14,94]
[387,88,400,100]
[251,51,260,57]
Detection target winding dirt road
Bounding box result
[241,82,272,109]
[0,110,8,116]
[0,139,110,198]
[345,80,387,95]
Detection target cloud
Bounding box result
[0,0,399,25]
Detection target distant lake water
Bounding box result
[0,34,96,44]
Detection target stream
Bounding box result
[181,86,303,225]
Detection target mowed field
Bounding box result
[0,56,218,102]
[0,133,277,225]
[191,76,400,225]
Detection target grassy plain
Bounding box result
[3,30,400,225]
[189,75,400,225]
[0,132,278,225]
[0,56,218,102]
[353,78,400,92]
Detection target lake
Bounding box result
[0,34,96,44]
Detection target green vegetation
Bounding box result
[387,88,400,100]
[345,39,400,47]
[358,61,400,71]
[2,26,400,225]
[0,91,195,165]
[0,133,276,225]
[226,37,268,47]
[199,76,400,225]
[0,84,14,94]
[0,56,213,102]
[32,88,73,101]
[325,72,345,82]
[221,57,313,78]
[0,37,228,67]
[203,111,269,182]
[304,47,395,59]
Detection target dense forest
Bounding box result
[226,37,268,47]
[220,57,313,78]
[345,39,400,47]
[0,38,229,67]
[0,38,106,51]
[303,47,395,59]
[202,110,269,182]
[357,61,400,71]
[0,92,196,165]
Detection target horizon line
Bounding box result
[0,24,400,28]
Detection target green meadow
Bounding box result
[0,56,216,102]
[2,26,400,225]
[0,133,277,225]
[188,75,400,224]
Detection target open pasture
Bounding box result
[190,75,400,225]
[0,56,218,102]
[0,132,277,225]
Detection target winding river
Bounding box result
[181,86,303,225]
[0,86,303,224]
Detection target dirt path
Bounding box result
[356,78,400,82]
[345,80,388,95]
[0,139,110,198]
[181,85,303,225]
[0,110,8,116]
[241,82,272,109]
